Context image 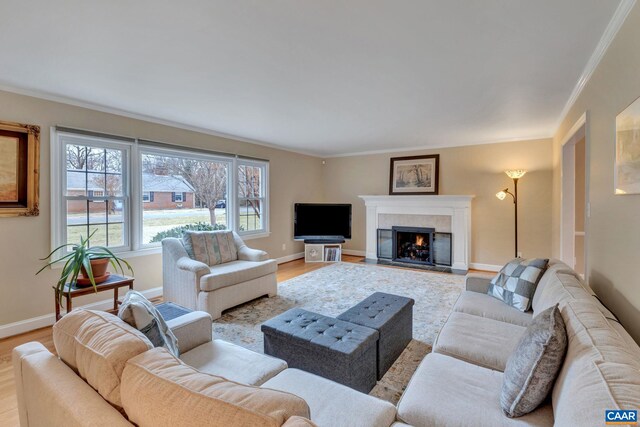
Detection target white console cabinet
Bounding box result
[304,243,342,263]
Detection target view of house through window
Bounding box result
[54,131,268,253]
[141,151,230,245]
[65,143,127,248]
[238,162,265,232]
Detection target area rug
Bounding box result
[212,262,465,404]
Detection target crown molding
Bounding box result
[0,82,321,158]
[553,0,636,135]
[324,133,553,158]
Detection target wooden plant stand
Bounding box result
[54,275,134,321]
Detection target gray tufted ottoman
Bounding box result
[337,292,414,379]
[261,308,379,393]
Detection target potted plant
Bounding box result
[37,230,133,301]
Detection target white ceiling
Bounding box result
[0,1,625,156]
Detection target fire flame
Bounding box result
[415,235,424,246]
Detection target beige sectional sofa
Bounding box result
[13,259,640,426]
[13,309,396,427]
[397,259,640,426]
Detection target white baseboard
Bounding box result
[276,252,304,264]
[469,263,501,272]
[0,286,163,339]
[342,249,366,257]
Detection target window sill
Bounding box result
[49,246,162,270]
[239,231,271,241]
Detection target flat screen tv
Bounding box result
[294,203,352,240]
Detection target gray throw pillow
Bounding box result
[488,258,548,312]
[118,290,180,357]
[501,304,567,417]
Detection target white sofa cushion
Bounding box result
[397,353,554,427]
[180,339,287,386]
[433,311,526,371]
[263,368,397,427]
[453,290,533,327]
[552,300,640,426]
[52,309,153,408]
[200,259,277,291]
[122,348,310,427]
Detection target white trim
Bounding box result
[276,252,305,264]
[559,112,589,276]
[51,129,133,253]
[236,159,270,238]
[553,0,636,134]
[242,231,271,241]
[342,249,366,257]
[469,263,501,272]
[0,287,163,339]
[324,134,552,158]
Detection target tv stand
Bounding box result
[305,243,342,263]
[303,238,346,244]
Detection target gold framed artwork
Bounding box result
[389,154,439,195]
[616,96,640,195]
[0,120,40,216]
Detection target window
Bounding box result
[237,160,268,235]
[55,132,130,251]
[52,129,269,254]
[139,148,230,246]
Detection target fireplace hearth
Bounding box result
[392,226,435,265]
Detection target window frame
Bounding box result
[137,144,234,249]
[235,158,270,238]
[51,130,132,254]
[52,129,270,257]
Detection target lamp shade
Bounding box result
[496,191,507,200]
[505,169,526,179]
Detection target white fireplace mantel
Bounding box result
[359,195,474,272]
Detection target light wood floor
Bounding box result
[0,255,364,426]
[0,255,473,425]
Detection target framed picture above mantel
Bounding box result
[0,120,40,217]
[389,154,439,195]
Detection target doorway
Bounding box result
[560,113,588,278]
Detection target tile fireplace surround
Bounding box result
[359,195,474,273]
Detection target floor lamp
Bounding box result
[496,170,526,258]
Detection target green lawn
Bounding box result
[66,208,261,246]
[67,224,124,247]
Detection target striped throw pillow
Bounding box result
[182,231,238,266]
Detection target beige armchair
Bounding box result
[162,232,277,319]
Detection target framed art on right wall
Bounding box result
[615,96,640,195]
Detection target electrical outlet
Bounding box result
[282,243,286,251]
[517,251,523,258]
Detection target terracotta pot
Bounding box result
[80,258,110,283]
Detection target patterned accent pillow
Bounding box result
[182,230,238,266]
[118,290,180,357]
[501,304,567,417]
[488,258,548,312]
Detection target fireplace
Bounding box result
[392,226,435,265]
